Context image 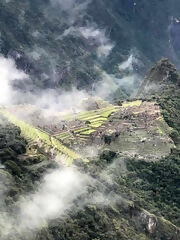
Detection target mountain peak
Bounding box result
[138,58,180,94]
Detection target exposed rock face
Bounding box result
[139,58,180,94]
[139,209,180,239]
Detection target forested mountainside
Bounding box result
[0,1,180,239]
[1,0,180,91]
[0,59,180,240]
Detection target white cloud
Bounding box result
[118,54,138,71]
[119,55,134,71]
[94,53,140,99]
[0,166,92,239]
[60,25,114,58]
[33,88,89,114]
[97,44,114,58]
[0,56,28,105]
[0,154,129,239]
[78,26,103,39]
[78,26,114,58]
[19,167,90,231]
[95,71,119,99]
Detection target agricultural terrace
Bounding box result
[1,109,87,164]
[54,106,121,146]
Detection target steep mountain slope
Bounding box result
[138,58,180,147]
[0,1,180,239]
[0,62,180,239]
[1,0,180,92]
[88,0,180,68]
[139,58,180,93]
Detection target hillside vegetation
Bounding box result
[0,0,180,91]
[0,58,180,238]
[0,0,180,237]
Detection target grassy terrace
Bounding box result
[45,106,121,146]
[1,105,121,159]
[76,107,120,125]
[60,106,120,141]
[155,117,173,136]
[80,129,96,135]
[77,106,120,118]
[1,109,87,164]
[122,100,142,108]
[56,132,72,140]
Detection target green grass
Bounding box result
[51,137,82,163]
[56,132,69,137]
[58,107,120,141]
[122,100,142,108]
[1,109,88,164]
[79,115,101,121]
[89,117,107,123]
[78,112,98,120]
[89,122,104,128]
[60,106,120,128]
[78,106,119,118]
[56,132,71,140]
[155,118,173,136]
[74,127,90,133]
[100,109,117,118]
[1,109,49,143]
[1,104,120,163]
[81,129,96,135]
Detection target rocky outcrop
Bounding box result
[138,209,180,240]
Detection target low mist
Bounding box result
[19,167,90,231]
[94,54,140,99]
[0,51,140,113]
[78,24,114,58]
[0,153,129,240]
[0,56,28,105]
[0,166,92,239]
